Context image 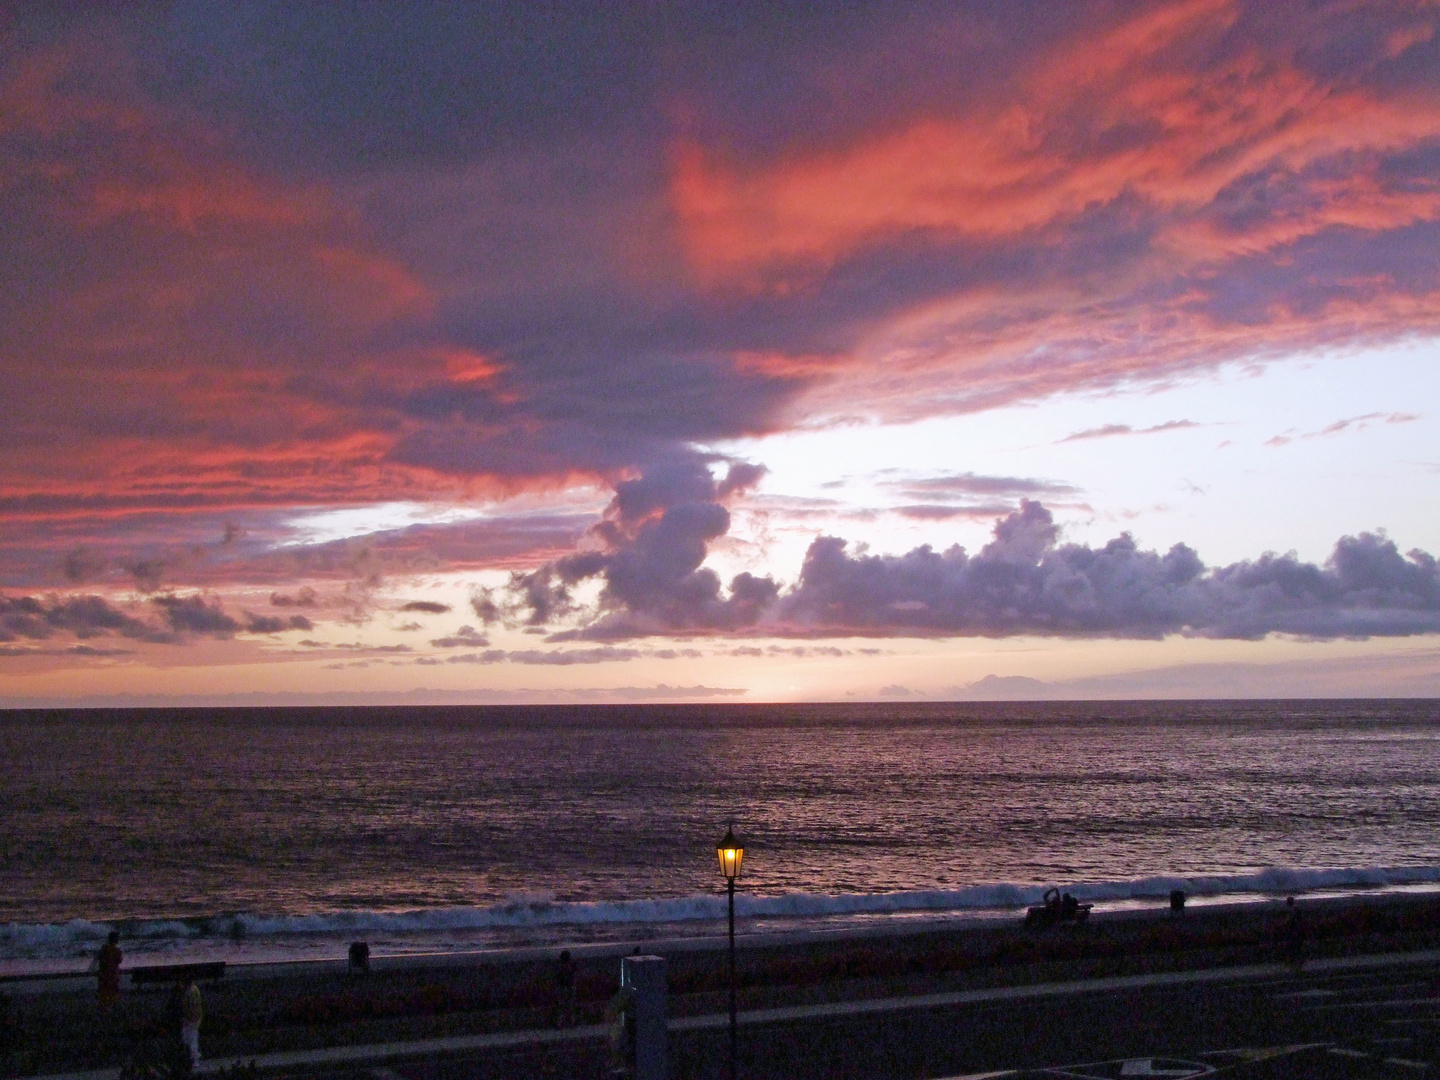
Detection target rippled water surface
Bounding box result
[1,700,1437,960]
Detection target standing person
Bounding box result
[347,941,370,977]
[1283,896,1306,972]
[179,981,203,1067]
[0,987,18,1057]
[92,931,122,1015]
[553,950,576,1029]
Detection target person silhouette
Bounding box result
[92,931,122,1015]
[553,950,577,1028]
[1283,896,1306,971]
[180,981,203,1066]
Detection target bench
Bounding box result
[127,961,226,986]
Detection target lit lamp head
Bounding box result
[716,825,743,882]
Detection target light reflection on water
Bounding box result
[0,700,1436,962]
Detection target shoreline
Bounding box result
[6,886,1438,996]
[4,890,1438,1076]
[7,866,1438,977]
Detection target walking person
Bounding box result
[91,931,123,1016]
[552,949,576,1029]
[1282,896,1306,972]
[179,980,203,1067]
[0,987,18,1058]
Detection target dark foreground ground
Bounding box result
[387,956,1440,1079]
[4,893,1439,1078]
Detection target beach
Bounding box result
[5,890,1438,1078]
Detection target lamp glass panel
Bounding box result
[716,827,743,880]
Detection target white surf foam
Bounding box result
[3,863,1437,960]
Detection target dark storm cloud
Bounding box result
[429,625,490,649]
[777,502,1440,640]
[61,548,105,584]
[485,484,1440,642]
[514,456,779,640]
[242,612,313,634]
[270,587,318,608]
[150,594,242,637]
[491,466,1440,643]
[468,587,502,624]
[378,357,804,483]
[125,559,168,593]
[0,594,173,643]
[0,512,595,595]
[0,589,324,646]
[148,1,966,177]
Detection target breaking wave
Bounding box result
[4,864,1437,961]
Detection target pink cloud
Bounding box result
[668,0,1440,421]
[672,1,1440,281]
[1059,420,1201,443]
[2,2,1438,626]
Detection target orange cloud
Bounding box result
[0,43,479,538]
[822,272,1440,424]
[3,45,328,234]
[730,351,850,380]
[438,348,505,382]
[671,0,1440,283]
[87,170,324,232]
[0,44,144,141]
[312,247,433,321]
[4,4,1438,603]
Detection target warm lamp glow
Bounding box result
[716,825,743,881]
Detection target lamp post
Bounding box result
[716,825,743,1080]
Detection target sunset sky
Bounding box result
[3,0,1440,705]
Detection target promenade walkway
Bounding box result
[36,948,1440,1080]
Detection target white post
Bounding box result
[621,954,668,1080]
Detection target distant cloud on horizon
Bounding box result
[1266,411,1422,447]
[952,649,1440,700]
[1058,421,1202,443]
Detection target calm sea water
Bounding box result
[1,700,1437,967]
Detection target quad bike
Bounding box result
[1024,887,1093,928]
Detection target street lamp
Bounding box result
[716,825,743,1080]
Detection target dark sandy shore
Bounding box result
[3,892,1438,1077]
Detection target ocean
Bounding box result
[1,700,1437,973]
